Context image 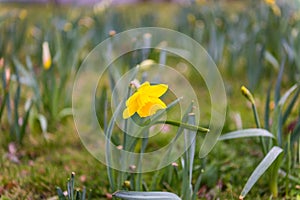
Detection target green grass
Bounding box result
[0,76,297,199]
[0,1,299,199]
[0,120,108,199]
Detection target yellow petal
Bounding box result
[144,84,168,97]
[123,108,130,119]
[138,81,150,91]
[123,107,134,119]
[126,92,138,106]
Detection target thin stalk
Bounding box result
[251,103,267,155]
[155,120,209,133]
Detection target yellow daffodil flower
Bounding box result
[123,81,168,119]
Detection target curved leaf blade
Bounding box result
[113,191,181,200]
[218,128,274,141]
[240,146,283,198]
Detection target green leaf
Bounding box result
[20,99,32,143]
[58,108,73,120]
[240,146,283,199]
[291,120,300,146]
[264,83,272,131]
[264,51,279,70]
[37,114,48,134]
[274,58,285,105]
[218,128,274,141]
[278,84,298,107]
[282,87,300,124]
[113,191,181,200]
[181,113,196,199]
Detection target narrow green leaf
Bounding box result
[113,191,181,200]
[278,84,298,107]
[282,87,300,123]
[58,108,73,120]
[0,90,8,123]
[20,100,32,143]
[38,114,48,134]
[264,83,272,131]
[240,146,283,198]
[106,100,124,191]
[274,58,285,105]
[182,113,196,199]
[291,120,300,146]
[264,51,279,70]
[218,128,274,141]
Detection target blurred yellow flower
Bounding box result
[123,81,168,119]
[19,9,27,20]
[265,0,275,5]
[264,0,281,16]
[42,41,52,70]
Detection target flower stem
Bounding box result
[154,120,209,133]
[251,103,267,155]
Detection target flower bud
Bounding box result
[241,86,255,104]
[42,41,52,70]
[123,180,130,188]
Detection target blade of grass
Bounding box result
[274,57,285,105]
[218,128,275,141]
[20,100,32,144]
[264,83,272,131]
[106,100,124,191]
[14,66,21,142]
[192,158,206,200]
[181,113,196,199]
[282,87,300,124]
[290,119,300,146]
[273,84,298,146]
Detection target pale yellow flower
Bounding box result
[42,41,52,70]
[123,81,168,119]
